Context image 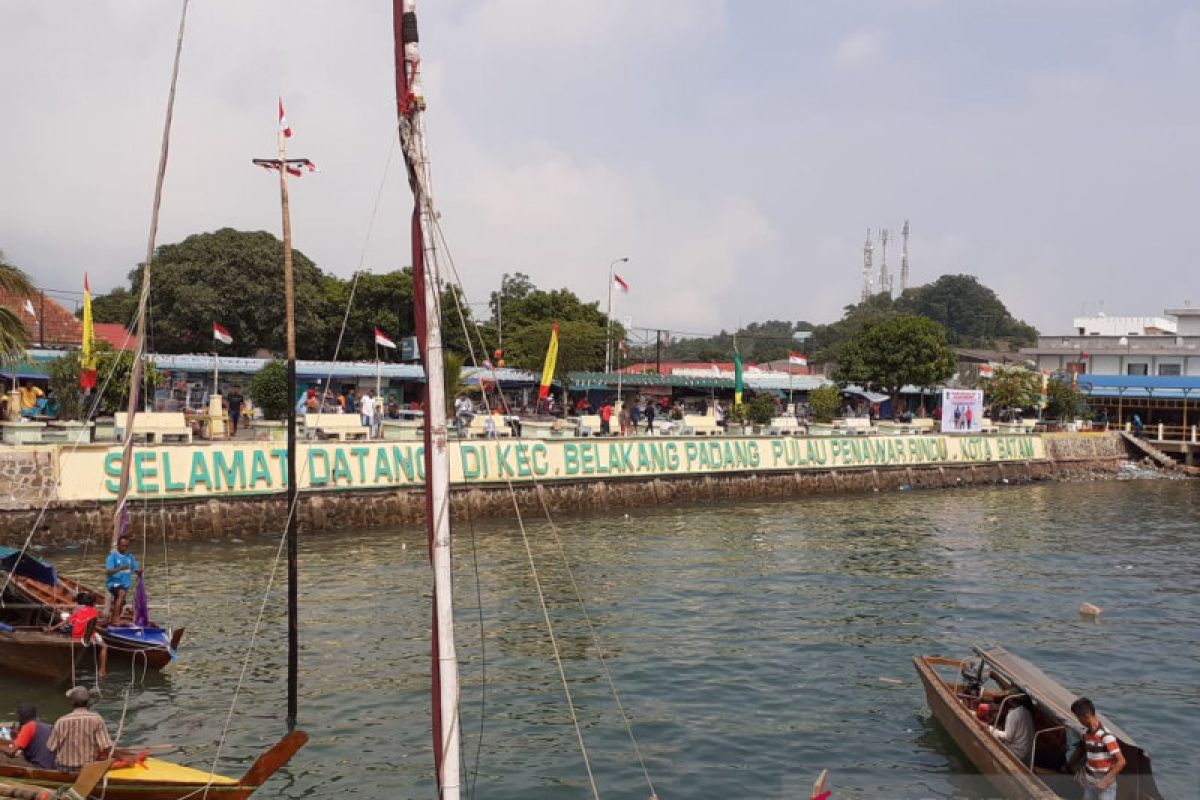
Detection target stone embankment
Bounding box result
[0,432,1151,548]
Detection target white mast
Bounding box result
[900,219,910,292]
[395,2,461,796]
[861,228,874,302]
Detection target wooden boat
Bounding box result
[914,646,1165,799]
[0,628,84,683]
[0,731,307,800]
[0,549,183,672]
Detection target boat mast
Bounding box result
[112,0,190,550]
[393,2,461,796]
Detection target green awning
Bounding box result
[567,371,734,389]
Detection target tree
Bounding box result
[248,360,290,420]
[0,249,37,369]
[835,315,956,412]
[505,320,606,378]
[897,274,1038,347]
[107,228,342,359]
[981,365,1040,419]
[88,286,139,327]
[808,384,841,423]
[47,343,163,418]
[1045,375,1083,421]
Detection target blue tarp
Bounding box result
[0,547,57,587]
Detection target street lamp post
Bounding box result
[605,257,629,373]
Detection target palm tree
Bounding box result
[0,249,37,369]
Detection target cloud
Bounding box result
[832,30,887,69]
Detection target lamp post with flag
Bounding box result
[374,327,397,397]
[604,257,629,373]
[252,96,316,731]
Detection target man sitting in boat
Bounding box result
[987,689,1034,766]
[48,591,108,679]
[1067,697,1126,800]
[47,687,112,774]
[105,535,140,625]
[0,704,57,770]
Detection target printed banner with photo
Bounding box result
[941,388,984,433]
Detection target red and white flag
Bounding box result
[278,97,293,138]
[978,363,994,378]
[213,322,233,345]
[618,339,628,354]
[613,273,629,293]
[374,328,396,349]
[788,351,808,367]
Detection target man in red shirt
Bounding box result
[0,704,57,769]
[49,592,108,679]
[1067,697,1125,800]
[599,401,614,435]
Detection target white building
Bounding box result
[1021,306,1200,377]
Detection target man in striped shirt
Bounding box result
[1067,697,1126,800]
[46,687,112,773]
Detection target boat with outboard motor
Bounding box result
[914,645,1165,800]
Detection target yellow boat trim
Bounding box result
[106,757,238,785]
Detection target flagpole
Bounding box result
[604,256,628,374]
[375,342,382,399]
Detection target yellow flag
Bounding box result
[80,273,97,389]
[538,322,559,400]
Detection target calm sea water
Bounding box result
[3,479,1197,798]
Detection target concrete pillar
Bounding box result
[1157,422,1164,441]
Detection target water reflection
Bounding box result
[0,480,1194,797]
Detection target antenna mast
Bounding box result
[900,219,910,292]
[861,228,874,302]
[879,228,891,297]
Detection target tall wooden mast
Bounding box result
[393,2,461,796]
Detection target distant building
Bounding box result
[0,290,137,351]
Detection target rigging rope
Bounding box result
[424,202,660,799]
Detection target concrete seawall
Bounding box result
[0,432,1132,547]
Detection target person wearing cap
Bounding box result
[0,704,57,770]
[47,687,112,773]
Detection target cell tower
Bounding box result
[878,228,892,297]
[861,228,874,301]
[900,219,910,293]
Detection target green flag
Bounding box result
[733,351,744,406]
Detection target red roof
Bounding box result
[94,322,139,352]
[618,361,757,374]
[0,290,81,347]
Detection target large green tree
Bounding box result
[505,320,606,378]
[0,249,37,369]
[88,229,475,362]
[484,272,615,369]
[897,274,1038,347]
[835,315,956,409]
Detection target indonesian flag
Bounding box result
[22,299,35,319]
[538,321,559,400]
[279,97,293,138]
[618,339,628,354]
[80,275,97,389]
[613,273,629,293]
[978,363,994,378]
[213,322,233,345]
[788,351,808,367]
[374,327,396,349]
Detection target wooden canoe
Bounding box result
[914,646,1165,800]
[0,628,85,683]
[0,731,307,800]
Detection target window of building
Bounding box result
[1127,363,1148,376]
[1159,364,1182,376]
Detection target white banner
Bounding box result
[941,388,984,433]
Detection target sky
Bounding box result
[1,0,1198,342]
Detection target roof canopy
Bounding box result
[1078,374,1200,398]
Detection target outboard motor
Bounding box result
[960,658,985,696]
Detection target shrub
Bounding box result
[808,384,841,423]
[249,360,290,420]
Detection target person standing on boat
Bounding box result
[987,691,1034,766]
[105,535,139,625]
[0,704,57,770]
[47,687,112,774]
[1067,697,1126,800]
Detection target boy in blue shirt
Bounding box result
[105,535,140,625]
